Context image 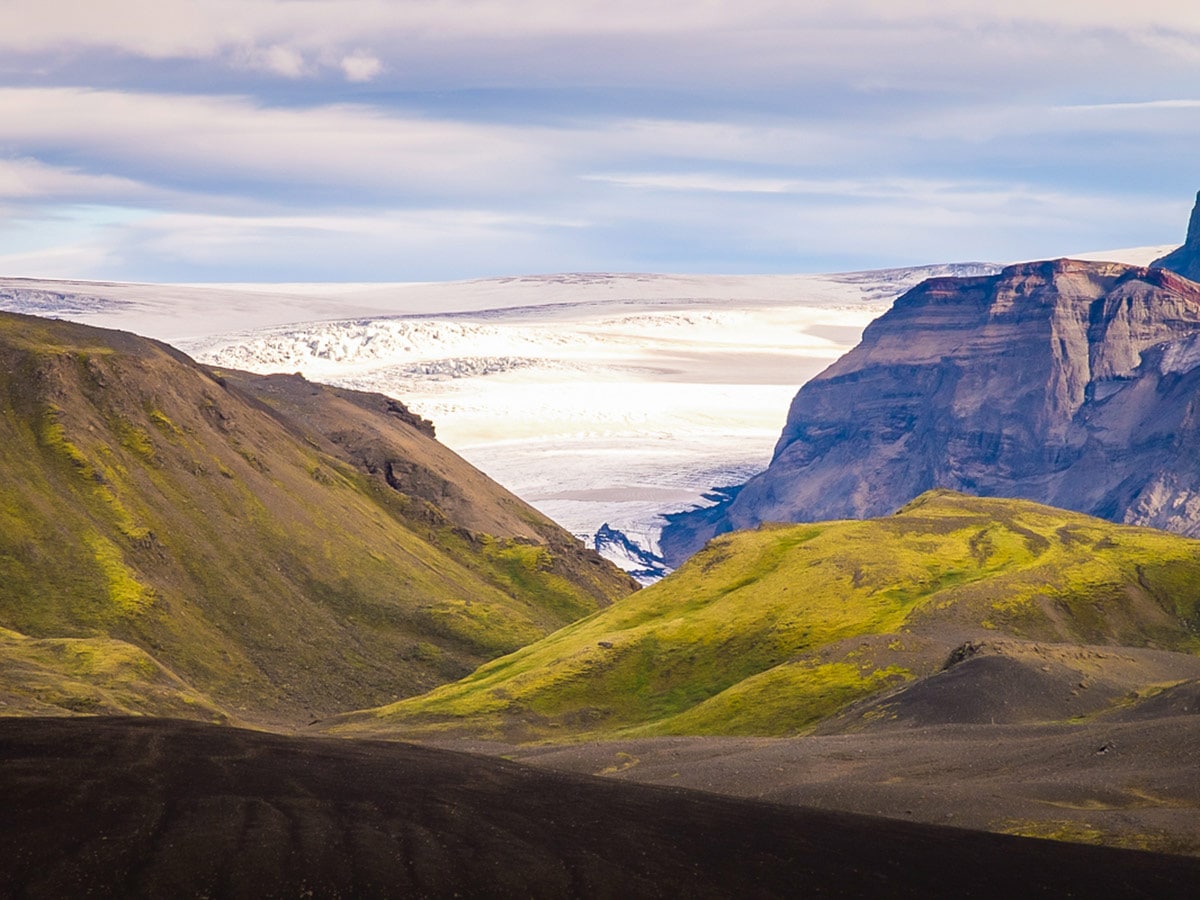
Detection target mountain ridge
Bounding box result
[660,258,1200,565]
[0,311,634,724]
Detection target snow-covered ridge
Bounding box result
[0,265,1002,342]
[0,286,129,316]
[198,318,587,374]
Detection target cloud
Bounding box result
[1054,99,1200,113]
[0,157,150,201]
[0,240,116,279]
[340,52,383,83]
[586,173,807,194]
[0,78,1191,281]
[1,1,1198,92]
[0,88,559,200]
[241,45,311,79]
[564,175,1190,271]
[3,2,1200,52]
[0,90,888,207]
[1,3,1197,281]
[15,207,595,282]
[228,44,383,82]
[582,174,1011,198]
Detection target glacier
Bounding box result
[1,267,1008,579]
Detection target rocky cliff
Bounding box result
[661,258,1200,565]
[1152,191,1200,281]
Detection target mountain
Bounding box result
[1,266,1010,583]
[327,492,1200,743]
[660,258,1200,565]
[1152,191,1200,281]
[0,311,635,725]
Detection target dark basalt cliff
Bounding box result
[661,258,1200,565]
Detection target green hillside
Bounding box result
[331,491,1200,741]
[0,312,634,724]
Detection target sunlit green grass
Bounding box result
[336,491,1200,741]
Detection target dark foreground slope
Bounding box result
[0,312,633,724]
[351,491,1200,857]
[661,258,1200,565]
[3,717,1199,899]
[496,711,1200,858]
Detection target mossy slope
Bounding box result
[0,626,227,721]
[0,312,634,724]
[331,491,1200,741]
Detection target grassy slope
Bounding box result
[0,627,228,721]
[0,312,634,724]
[331,491,1200,741]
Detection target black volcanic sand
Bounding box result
[482,716,1200,858]
[429,644,1200,859]
[5,719,1200,898]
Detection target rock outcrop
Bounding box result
[1152,191,1200,281]
[661,258,1200,565]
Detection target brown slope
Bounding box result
[4,716,1200,899]
[0,311,634,725]
[221,369,617,594]
[820,640,1200,730]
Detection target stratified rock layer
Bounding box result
[661,259,1200,565]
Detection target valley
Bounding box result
[4,234,1200,892]
[320,489,1200,858]
[1,266,992,575]
[11,3,1200,895]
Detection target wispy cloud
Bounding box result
[23,207,596,282]
[1054,99,1200,112]
[0,158,151,201]
[0,88,558,199]
[0,2,1197,280]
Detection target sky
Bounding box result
[0,1,1198,283]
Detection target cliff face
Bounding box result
[1152,191,1200,282]
[660,259,1200,565]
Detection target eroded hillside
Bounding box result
[0,312,635,724]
